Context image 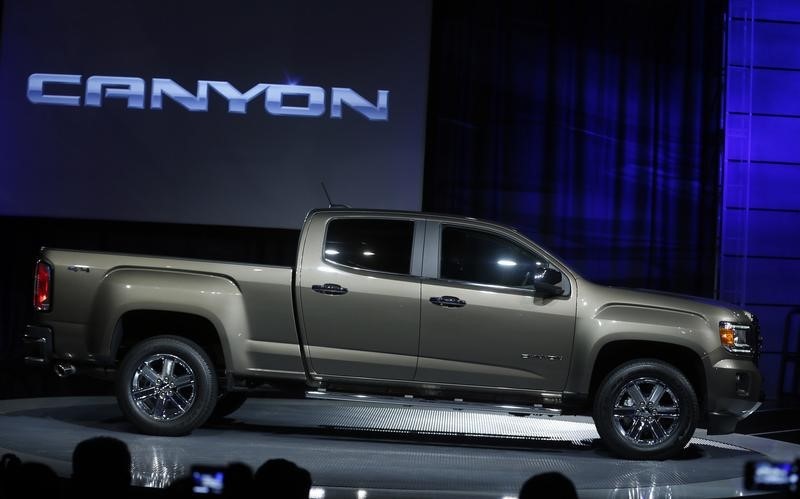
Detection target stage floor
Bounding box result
[1,396,798,498]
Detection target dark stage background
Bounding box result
[424,0,725,295]
[0,0,736,396]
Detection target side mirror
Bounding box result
[533,267,563,296]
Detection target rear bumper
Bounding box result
[705,356,763,435]
[22,325,53,366]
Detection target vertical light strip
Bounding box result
[739,0,755,308]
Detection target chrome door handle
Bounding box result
[312,283,348,295]
[429,296,466,308]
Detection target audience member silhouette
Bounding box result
[71,436,132,499]
[0,440,319,499]
[0,453,22,498]
[3,460,61,499]
[224,462,254,498]
[254,459,312,499]
[165,474,194,498]
[519,471,578,499]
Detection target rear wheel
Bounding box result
[116,335,218,436]
[593,359,698,460]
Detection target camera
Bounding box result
[191,465,226,495]
[745,459,799,495]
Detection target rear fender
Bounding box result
[87,268,246,371]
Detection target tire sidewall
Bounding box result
[116,335,218,436]
[593,360,698,460]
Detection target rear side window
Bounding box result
[324,218,414,275]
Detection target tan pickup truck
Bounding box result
[23,208,763,459]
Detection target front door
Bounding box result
[417,224,576,391]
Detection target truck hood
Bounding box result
[581,281,752,325]
[633,288,739,311]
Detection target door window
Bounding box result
[440,226,544,287]
[324,218,414,275]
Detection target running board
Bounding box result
[305,390,562,417]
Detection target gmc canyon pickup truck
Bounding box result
[24,209,763,459]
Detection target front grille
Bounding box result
[747,315,761,366]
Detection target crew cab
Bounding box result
[24,209,763,459]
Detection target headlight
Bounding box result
[719,321,753,354]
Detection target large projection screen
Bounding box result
[0,1,431,228]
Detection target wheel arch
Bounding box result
[112,309,229,373]
[588,340,706,412]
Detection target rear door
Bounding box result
[297,215,424,380]
[416,223,576,391]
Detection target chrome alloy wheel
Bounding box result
[611,377,680,446]
[131,353,196,421]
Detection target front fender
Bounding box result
[567,304,714,394]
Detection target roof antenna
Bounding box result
[321,182,350,208]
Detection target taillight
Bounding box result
[33,260,52,312]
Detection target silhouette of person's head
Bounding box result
[0,453,22,495]
[0,453,21,472]
[165,475,194,499]
[72,436,131,498]
[4,461,60,499]
[519,472,577,499]
[254,459,311,499]
[224,462,254,498]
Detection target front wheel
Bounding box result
[592,359,698,460]
[116,335,218,436]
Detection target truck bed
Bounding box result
[41,248,305,378]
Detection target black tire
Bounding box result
[592,359,698,460]
[116,335,218,436]
[208,392,248,421]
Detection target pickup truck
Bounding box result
[23,208,763,459]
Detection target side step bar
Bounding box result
[305,390,562,417]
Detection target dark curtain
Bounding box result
[424,0,725,295]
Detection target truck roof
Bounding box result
[306,208,521,234]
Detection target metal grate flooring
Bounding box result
[245,400,599,443]
[0,396,781,496]
[226,397,743,450]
